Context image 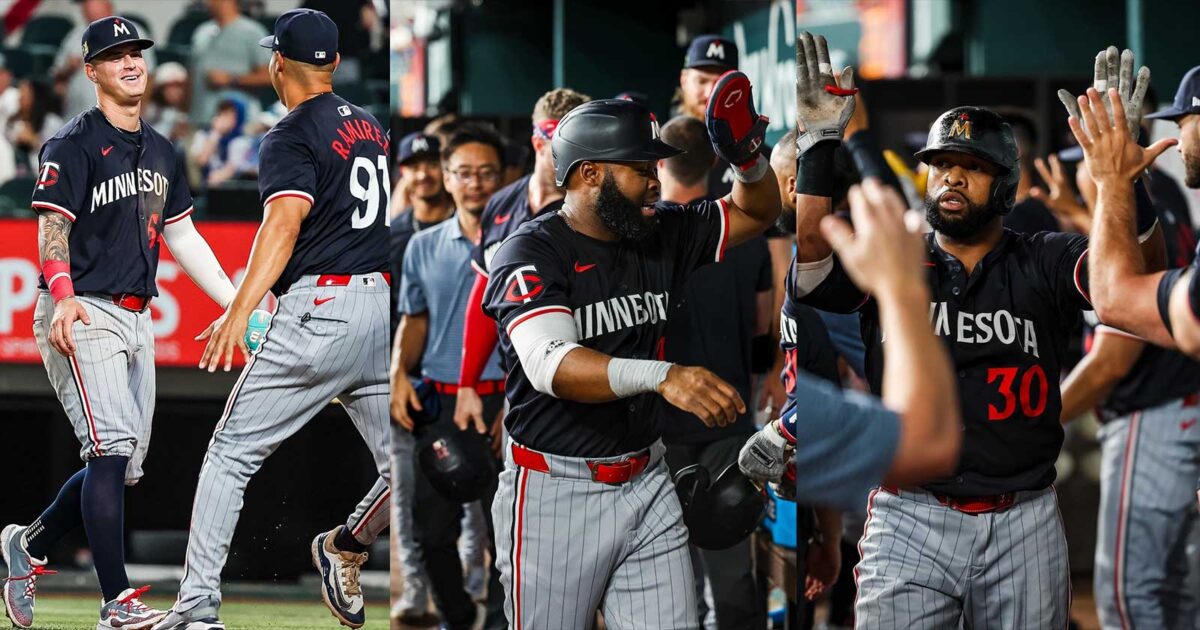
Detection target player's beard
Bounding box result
[776,203,797,234]
[924,190,999,241]
[1183,147,1200,189]
[597,171,658,241]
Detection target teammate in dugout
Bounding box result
[151,10,392,630]
[790,33,1166,627]
[3,16,244,630]
[480,71,782,626]
[453,87,590,434]
[1074,59,1200,362]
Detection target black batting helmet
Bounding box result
[914,106,1020,214]
[551,99,683,187]
[674,463,767,550]
[417,429,497,503]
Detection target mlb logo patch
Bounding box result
[338,105,351,117]
[361,276,377,287]
[315,51,326,60]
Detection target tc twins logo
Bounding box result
[37,162,60,190]
[504,265,544,303]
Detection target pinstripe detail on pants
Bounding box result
[1113,412,1140,630]
[68,354,102,456]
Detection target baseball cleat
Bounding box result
[2,524,55,629]
[311,527,367,628]
[97,586,167,629]
[149,596,224,630]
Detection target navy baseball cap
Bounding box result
[258,9,338,66]
[397,132,440,165]
[1146,65,1200,122]
[82,16,154,63]
[685,35,738,71]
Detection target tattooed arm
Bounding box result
[38,211,91,357]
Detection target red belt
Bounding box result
[316,273,391,287]
[511,444,650,485]
[85,292,150,313]
[432,380,504,395]
[880,484,1016,515]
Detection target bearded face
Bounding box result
[595,168,660,241]
[923,152,1004,241]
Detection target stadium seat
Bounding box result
[2,47,37,80]
[167,10,209,47]
[257,15,279,34]
[19,15,73,50]
[0,177,36,218]
[155,46,191,68]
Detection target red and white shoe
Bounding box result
[97,586,167,630]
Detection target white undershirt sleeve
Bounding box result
[161,215,238,308]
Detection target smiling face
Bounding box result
[679,67,723,119]
[922,151,1002,240]
[400,157,445,202]
[443,142,502,216]
[86,42,148,104]
[587,160,663,241]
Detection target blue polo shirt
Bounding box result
[792,372,899,512]
[400,215,504,384]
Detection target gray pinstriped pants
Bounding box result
[492,439,698,630]
[175,273,392,610]
[854,485,1070,629]
[33,292,154,484]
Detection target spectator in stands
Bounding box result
[301,0,383,82]
[188,98,245,188]
[54,0,155,119]
[222,103,285,179]
[6,79,63,178]
[189,0,272,126]
[144,62,191,145]
[0,53,17,183]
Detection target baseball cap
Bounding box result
[258,9,338,66]
[684,35,738,72]
[82,16,154,63]
[1146,65,1200,122]
[155,61,187,84]
[397,132,441,165]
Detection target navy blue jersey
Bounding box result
[258,93,389,296]
[797,229,1091,496]
[31,108,192,296]
[1083,315,1200,420]
[661,236,771,443]
[483,199,731,457]
[780,290,841,391]
[470,174,563,278]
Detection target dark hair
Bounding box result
[441,122,507,168]
[659,116,713,187]
[19,79,60,134]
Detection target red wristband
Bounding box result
[42,260,74,302]
[459,271,499,388]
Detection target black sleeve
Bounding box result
[1037,232,1092,313]
[471,194,502,276]
[655,197,731,274]
[844,129,905,198]
[163,155,195,224]
[258,127,317,208]
[483,232,573,336]
[31,138,90,221]
[1157,266,1187,334]
[786,255,870,314]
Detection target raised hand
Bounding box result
[1066,87,1176,186]
[1058,46,1150,140]
[794,31,857,154]
[1030,154,1091,230]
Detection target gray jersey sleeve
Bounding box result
[792,373,900,511]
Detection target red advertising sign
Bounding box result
[0,219,269,367]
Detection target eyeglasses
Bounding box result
[448,168,500,184]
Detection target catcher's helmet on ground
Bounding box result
[913,106,1020,214]
[417,429,497,503]
[551,99,683,187]
[674,462,767,550]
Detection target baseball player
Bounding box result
[1078,61,1200,358]
[453,88,590,434]
[391,123,508,630]
[789,34,1164,626]
[481,76,782,627]
[387,130,450,622]
[2,16,240,630]
[151,10,392,630]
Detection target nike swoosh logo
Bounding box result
[574,262,596,273]
[313,296,335,306]
[101,146,114,156]
[494,212,513,224]
[1182,419,1197,431]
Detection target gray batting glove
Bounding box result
[795,31,857,155]
[1058,46,1150,140]
[738,420,795,483]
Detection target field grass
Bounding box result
[20,594,390,630]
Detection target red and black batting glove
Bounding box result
[706,70,770,183]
